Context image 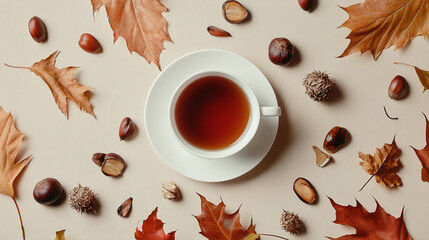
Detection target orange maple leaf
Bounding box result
[328,197,412,240]
[194,194,256,240]
[0,106,32,240]
[411,113,429,182]
[135,208,175,240]
[5,51,95,119]
[91,0,172,70]
[339,0,429,60]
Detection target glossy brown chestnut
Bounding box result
[28,16,47,43]
[268,38,294,66]
[298,0,312,11]
[323,126,349,154]
[33,178,63,205]
[78,33,102,53]
[119,117,136,140]
[388,75,408,100]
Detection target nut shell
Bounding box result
[293,178,316,204]
[222,0,248,23]
[323,126,349,154]
[388,75,408,100]
[101,153,125,177]
[117,197,133,217]
[269,38,294,66]
[28,16,47,43]
[33,178,63,205]
[78,33,102,53]
[92,153,106,166]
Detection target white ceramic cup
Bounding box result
[168,71,281,159]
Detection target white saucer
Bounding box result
[144,49,279,182]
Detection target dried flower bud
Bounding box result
[162,181,180,200]
[280,210,302,235]
[69,184,97,214]
[303,71,334,102]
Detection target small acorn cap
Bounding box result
[293,177,316,204]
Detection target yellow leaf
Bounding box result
[55,230,66,240]
[339,0,429,60]
[92,0,172,70]
[0,107,32,197]
[244,233,260,240]
[5,51,95,119]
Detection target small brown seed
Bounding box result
[119,117,136,140]
[293,178,316,204]
[323,126,349,154]
[92,153,106,166]
[101,153,125,177]
[28,16,47,43]
[298,0,312,11]
[222,0,248,24]
[117,197,133,217]
[78,33,102,53]
[207,25,231,37]
[388,75,408,100]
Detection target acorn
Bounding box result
[33,178,63,205]
[78,33,102,53]
[28,16,47,43]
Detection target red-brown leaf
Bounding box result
[194,194,256,240]
[328,197,412,240]
[135,208,175,240]
[411,113,429,182]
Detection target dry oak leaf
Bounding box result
[339,0,429,60]
[5,51,95,119]
[135,207,175,240]
[411,113,429,182]
[194,193,256,240]
[359,137,402,188]
[0,106,32,240]
[328,197,412,240]
[91,0,172,70]
[395,62,429,92]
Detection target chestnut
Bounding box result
[33,178,63,205]
[268,38,294,66]
[119,117,136,140]
[298,0,312,11]
[323,126,349,154]
[388,75,408,100]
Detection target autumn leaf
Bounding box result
[5,51,95,119]
[135,207,175,240]
[327,197,412,240]
[92,0,172,70]
[194,193,256,240]
[55,230,66,240]
[395,62,429,92]
[0,106,32,240]
[411,113,429,182]
[359,137,402,190]
[339,0,429,60]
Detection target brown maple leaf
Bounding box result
[194,194,256,240]
[92,0,172,70]
[359,137,402,190]
[411,113,429,182]
[327,197,412,240]
[395,62,429,92]
[339,0,429,60]
[135,208,175,240]
[5,51,95,119]
[0,106,32,240]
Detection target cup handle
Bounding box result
[260,106,281,117]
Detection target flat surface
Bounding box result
[0,0,428,239]
[145,49,279,182]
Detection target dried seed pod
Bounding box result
[303,71,334,102]
[207,25,231,37]
[28,16,47,43]
[293,178,316,204]
[119,117,136,140]
[92,153,106,166]
[280,210,302,235]
[313,146,331,167]
[222,0,248,23]
[69,184,97,214]
[323,126,349,154]
[162,182,180,200]
[101,153,125,177]
[117,197,133,217]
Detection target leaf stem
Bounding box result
[259,234,289,240]
[12,197,25,240]
[4,63,27,69]
[393,62,415,68]
[383,106,398,120]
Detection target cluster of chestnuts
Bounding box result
[28,16,102,53]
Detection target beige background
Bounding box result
[0,0,428,239]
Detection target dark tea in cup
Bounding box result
[174,75,250,150]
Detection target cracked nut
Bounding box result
[119,117,136,140]
[323,126,349,154]
[207,25,231,37]
[28,16,47,43]
[101,153,125,177]
[222,0,248,23]
[117,197,133,217]
[293,178,316,204]
[79,33,102,53]
[92,153,106,166]
[162,182,180,200]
